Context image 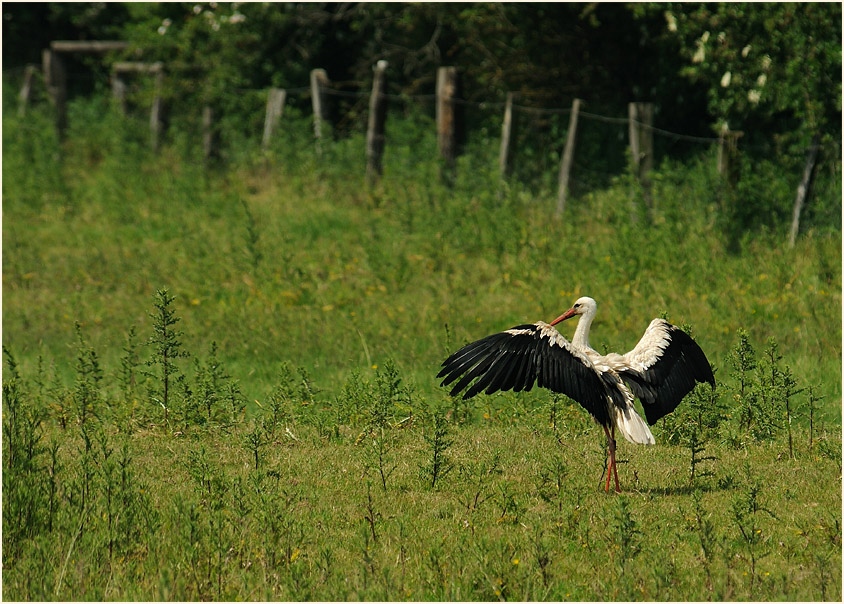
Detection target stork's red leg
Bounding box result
[603,425,621,493]
[610,424,621,493]
[602,425,613,492]
[602,426,609,491]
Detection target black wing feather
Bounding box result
[439,323,610,426]
[446,348,502,395]
[619,323,715,425]
[466,350,512,398]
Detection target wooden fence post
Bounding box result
[111,69,128,115]
[717,123,742,187]
[436,66,459,176]
[498,92,515,180]
[788,133,821,248]
[310,68,329,152]
[51,40,129,54]
[366,60,388,183]
[628,101,654,217]
[18,65,37,117]
[42,48,67,139]
[628,102,654,178]
[262,88,286,149]
[555,98,582,216]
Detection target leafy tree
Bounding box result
[658,3,841,144]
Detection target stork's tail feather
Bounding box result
[614,406,655,445]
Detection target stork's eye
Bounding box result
[574,303,581,309]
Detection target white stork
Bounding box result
[438,296,715,493]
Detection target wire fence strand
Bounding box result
[5,64,777,152]
[212,80,724,144]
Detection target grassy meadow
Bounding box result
[2,97,842,601]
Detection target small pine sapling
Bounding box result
[73,322,103,426]
[751,337,785,440]
[94,428,118,560]
[297,365,319,406]
[42,358,70,430]
[339,368,372,427]
[359,360,412,489]
[779,365,801,460]
[193,341,234,425]
[244,420,267,471]
[3,370,49,553]
[687,424,717,484]
[728,328,758,435]
[537,453,568,512]
[185,445,214,499]
[372,358,402,430]
[222,380,246,421]
[262,364,314,434]
[146,289,189,425]
[362,481,380,544]
[684,383,721,484]
[457,452,501,533]
[2,349,24,472]
[264,361,298,436]
[2,345,20,380]
[730,473,777,596]
[691,489,718,595]
[421,404,453,489]
[2,380,21,471]
[77,423,96,523]
[365,425,395,492]
[612,495,641,575]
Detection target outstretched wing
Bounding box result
[438,322,611,425]
[618,319,715,425]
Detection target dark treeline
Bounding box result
[4,3,840,142]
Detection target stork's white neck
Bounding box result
[572,307,596,350]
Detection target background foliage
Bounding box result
[4,2,840,238]
[4,3,840,173]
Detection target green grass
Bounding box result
[2,97,841,601]
[3,402,841,601]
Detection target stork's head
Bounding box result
[549,296,597,326]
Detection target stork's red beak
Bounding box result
[549,307,577,326]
